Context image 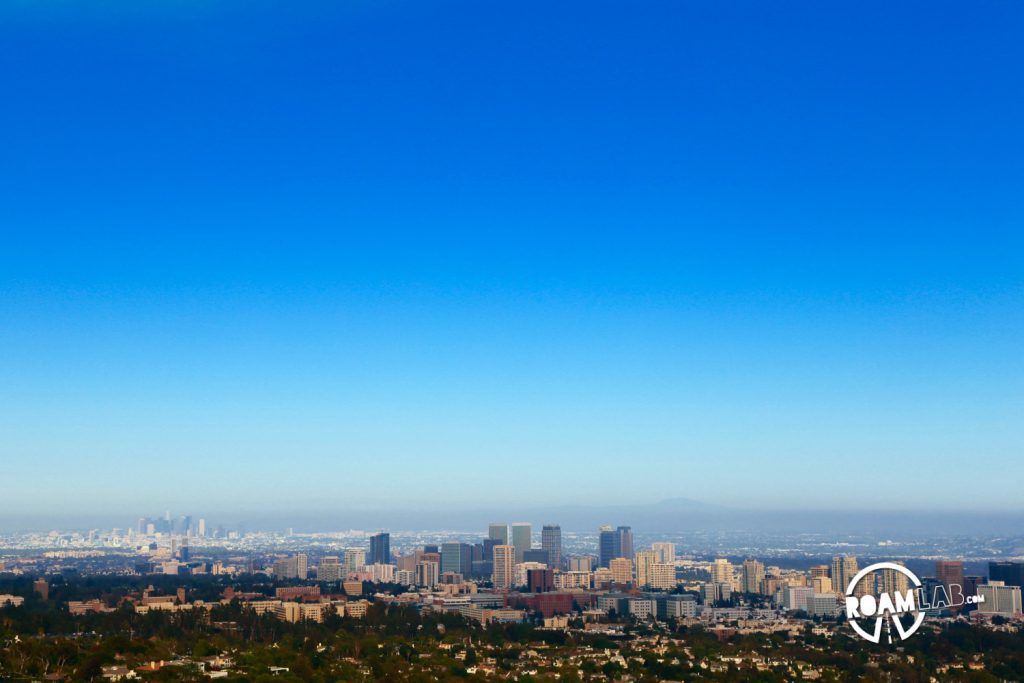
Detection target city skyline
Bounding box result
[3,1,1022,679]
[3,0,1023,517]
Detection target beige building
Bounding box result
[555,570,593,590]
[343,549,366,574]
[877,561,909,598]
[978,581,1023,617]
[609,557,633,585]
[648,563,676,590]
[710,559,734,586]
[831,556,859,595]
[742,559,765,594]
[415,561,439,588]
[492,544,515,589]
[635,550,658,587]
[343,600,370,618]
[650,542,675,564]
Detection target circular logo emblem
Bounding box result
[844,562,925,643]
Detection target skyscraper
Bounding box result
[598,526,616,568]
[541,525,562,570]
[488,523,509,545]
[318,556,342,582]
[609,557,633,585]
[523,549,549,565]
[511,523,531,563]
[441,542,463,575]
[343,548,365,574]
[936,560,965,613]
[416,561,439,588]
[441,542,473,576]
[877,561,909,598]
[831,556,859,594]
[635,550,658,587]
[650,542,675,564]
[492,545,515,589]
[272,553,308,580]
[616,526,634,561]
[527,568,555,593]
[812,576,833,593]
[989,561,1024,588]
[369,532,391,565]
[710,559,734,586]
[810,564,830,580]
[742,559,765,594]
[483,538,500,562]
[598,524,634,567]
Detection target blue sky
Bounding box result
[1,0,1021,517]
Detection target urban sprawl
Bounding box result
[1,514,1023,681]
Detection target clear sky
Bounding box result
[1,0,1021,518]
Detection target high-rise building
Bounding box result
[964,575,984,605]
[831,556,859,594]
[598,526,616,568]
[440,571,463,585]
[541,525,562,570]
[273,553,308,580]
[598,525,634,567]
[936,560,965,613]
[369,532,391,565]
[636,551,674,589]
[343,548,366,574]
[523,549,549,565]
[710,559,734,586]
[609,557,633,585]
[648,563,676,590]
[877,561,909,598]
[488,523,509,545]
[635,550,658,588]
[441,542,473,575]
[650,542,675,565]
[742,559,765,594]
[511,523,532,563]
[197,519,206,538]
[415,561,439,588]
[616,526,634,560]
[989,561,1024,588]
[810,564,830,580]
[318,556,342,582]
[570,556,593,572]
[527,568,555,593]
[483,538,500,563]
[367,563,395,583]
[978,581,1023,616]
[492,545,515,589]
